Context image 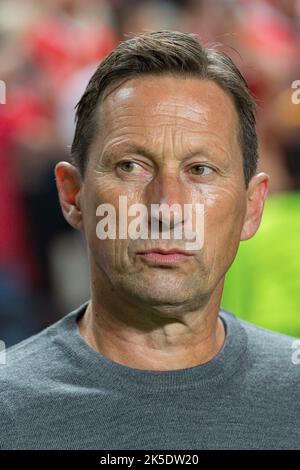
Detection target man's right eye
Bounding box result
[118,161,140,173]
[116,161,153,180]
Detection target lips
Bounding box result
[136,248,194,265]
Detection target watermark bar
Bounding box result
[96,196,204,251]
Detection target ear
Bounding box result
[55,162,84,231]
[240,172,269,241]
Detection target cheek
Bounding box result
[88,234,134,277]
[100,239,131,269]
[204,186,246,228]
[202,187,246,259]
[83,186,139,272]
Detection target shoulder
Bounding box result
[239,314,299,361]
[0,302,86,393]
[0,317,59,448]
[222,308,300,388]
[0,303,87,449]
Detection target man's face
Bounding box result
[77,76,253,310]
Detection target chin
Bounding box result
[128,283,201,312]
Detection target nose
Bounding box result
[145,167,187,230]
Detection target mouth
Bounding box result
[135,248,194,265]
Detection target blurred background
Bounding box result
[0,0,300,346]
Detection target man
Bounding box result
[0,30,299,450]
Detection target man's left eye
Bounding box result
[190,165,213,176]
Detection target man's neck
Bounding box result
[77,283,226,371]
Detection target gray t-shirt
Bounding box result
[0,301,299,450]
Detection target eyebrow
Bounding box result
[101,142,212,163]
[101,143,158,162]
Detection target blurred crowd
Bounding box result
[0,0,300,346]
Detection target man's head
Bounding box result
[55,30,268,315]
[71,30,258,187]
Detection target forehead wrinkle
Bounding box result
[93,125,239,180]
[160,123,175,162]
[107,84,236,121]
[104,102,211,125]
[97,82,241,167]
[111,126,237,157]
[103,107,237,142]
[101,92,239,146]
[152,102,210,123]
[103,90,237,128]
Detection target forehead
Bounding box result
[98,76,239,141]
[101,76,237,124]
